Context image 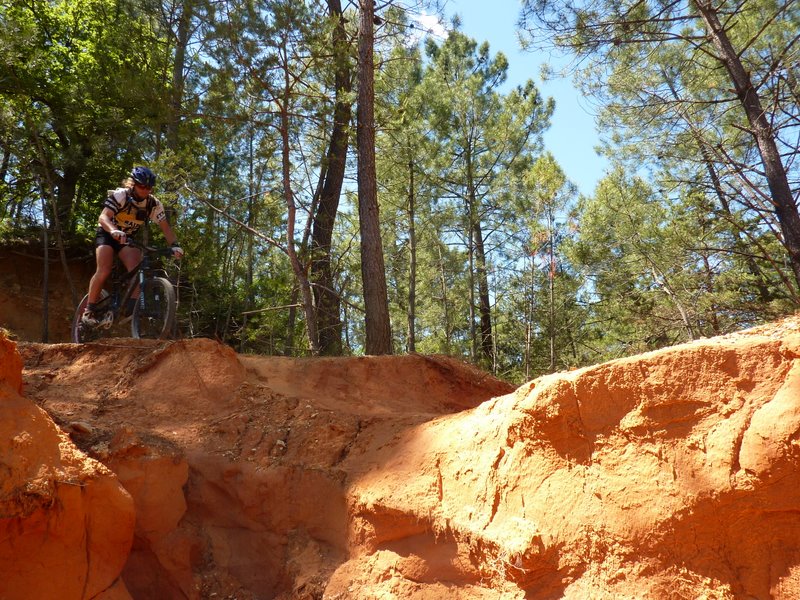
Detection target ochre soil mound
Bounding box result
[4,314,800,599]
[14,338,513,599]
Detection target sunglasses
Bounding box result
[134,183,153,191]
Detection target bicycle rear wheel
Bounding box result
[131,277,176,339]
[70,290,111,343]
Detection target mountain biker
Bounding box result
[81,166,184,326]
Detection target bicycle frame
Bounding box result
[99,242,172,324]
[126,242,173,321]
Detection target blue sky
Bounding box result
[415,0,608,196]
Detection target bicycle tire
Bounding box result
[70,290,111,343]
[131,277,177,339]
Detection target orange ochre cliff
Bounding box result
[2,315,800,599]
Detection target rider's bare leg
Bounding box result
[119,245,143,272]
[119,245,143,299]
[87,245,115,305]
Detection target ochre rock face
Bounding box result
[333,319,800,599]
[103,428,193,599]
[0,333,135,600]
[12,316,800,599]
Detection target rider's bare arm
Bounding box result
[98,208,126,241]
[157,217,183,259]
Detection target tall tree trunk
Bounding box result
[467,216,477,361]
[472,218,493,367]
[700,145,782,302]
[662,69,789,302]
[548,210,556,371]
[700,254,721,335]
[45,106,90,234]
[407,159,417,352]
[242,126,256,353]
[357,0,392,355]
[694,0,800,291]
[466,151,493,367]
[167,0,193,153]
[310,0,352,356]
[437,244,452,354]
[0,137,10,214]
[525,253,535,380]
[280,43,320,355]
[55,162,82,234]
[30,126,78,309]
[41,196,50,343]
[285,285,299,355]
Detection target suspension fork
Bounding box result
[137,263,147,312]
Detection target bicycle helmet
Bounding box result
[131,166,157,188]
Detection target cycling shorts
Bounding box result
[95,228,127,253]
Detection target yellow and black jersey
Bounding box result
[103,188,167,236]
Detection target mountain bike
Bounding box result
[71,240,178,343]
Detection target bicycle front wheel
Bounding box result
[131,277,177,339]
